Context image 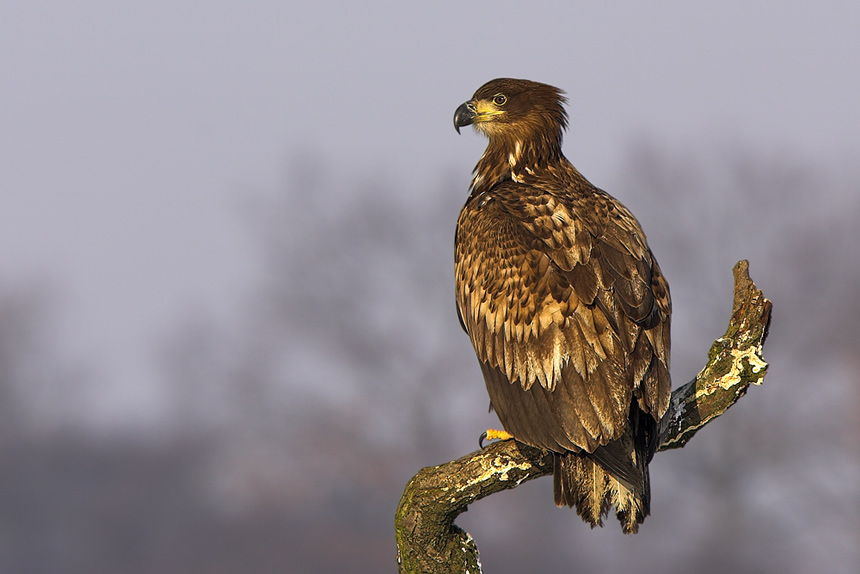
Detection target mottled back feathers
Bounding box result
[454,79,671,533]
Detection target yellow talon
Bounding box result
[479,429,514,448]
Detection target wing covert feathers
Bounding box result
[455,163,671,532]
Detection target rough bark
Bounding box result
[395,261,772,574]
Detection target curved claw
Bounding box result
[479,429,514,449]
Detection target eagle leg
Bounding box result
[479,429,514,449]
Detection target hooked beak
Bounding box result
[454,100,477,134]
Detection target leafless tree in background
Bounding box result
[1,142,857,573]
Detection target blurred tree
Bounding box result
[0,284,72,438]
[157,143,859,573]
[4,142,857,573]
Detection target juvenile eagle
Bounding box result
[453,78,671,533]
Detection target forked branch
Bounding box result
[395,261,772,574]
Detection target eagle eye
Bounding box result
[492,94,507,106]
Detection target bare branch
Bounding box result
[395,261,772,574]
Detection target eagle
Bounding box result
[453,78,671,533]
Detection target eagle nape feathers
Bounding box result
[453,78,671,534]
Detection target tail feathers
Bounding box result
[553,453,649,534]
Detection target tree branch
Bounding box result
[395,261,772,574]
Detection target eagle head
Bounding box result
[453,78,568,142]
[455,79,570,189]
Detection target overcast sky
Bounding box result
[2,1,859,429]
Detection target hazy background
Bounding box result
[2,2,859,572]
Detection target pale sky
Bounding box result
[2,1,859,428]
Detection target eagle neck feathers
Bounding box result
[470,126,566,195]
